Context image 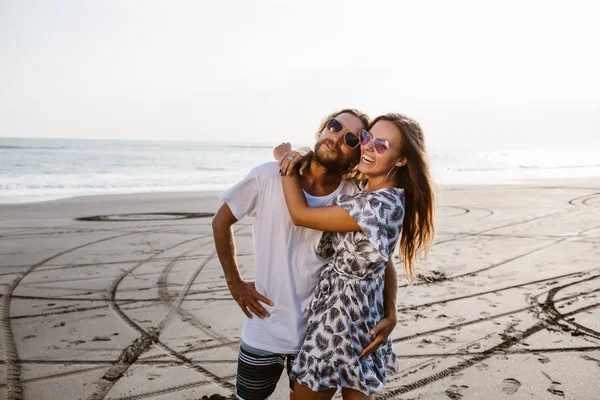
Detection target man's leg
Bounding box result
[285,354,296,400]
[236,341,286,400]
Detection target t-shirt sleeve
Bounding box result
[218,168,259,220]
[336,190,405,260]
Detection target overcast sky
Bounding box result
[1,0,599,149]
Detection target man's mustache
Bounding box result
[317,139,340,155]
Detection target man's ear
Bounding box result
[395,157,407,167]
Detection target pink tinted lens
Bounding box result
[374,138,388,154]
[360,130,371,146]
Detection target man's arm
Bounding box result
[360,258,398,358]
[212,203,274,319]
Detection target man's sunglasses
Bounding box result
[326,118,360,149]
[360,130,391,154]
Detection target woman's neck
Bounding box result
[365,175,396,192]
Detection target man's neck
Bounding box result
[299,160,343,197]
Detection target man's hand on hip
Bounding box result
[228,279,274,319]
[360,315,397,359]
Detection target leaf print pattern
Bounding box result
[316,231,336,259]
[316,332,329,352]
[289,188,404,395]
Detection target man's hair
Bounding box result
[314,109,370,177]
[314,109,370,141]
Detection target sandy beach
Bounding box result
[0,181,599,400]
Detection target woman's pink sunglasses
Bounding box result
[360,130,391,154]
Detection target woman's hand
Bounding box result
[279,148,312,176]
[274,143,312,176]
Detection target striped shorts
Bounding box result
[236,341,296,400]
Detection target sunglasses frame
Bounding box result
[325,118,361,149]
[360,129,391,154]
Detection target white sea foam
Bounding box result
[1,138,599,203]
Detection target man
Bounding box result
[212,109,398,400]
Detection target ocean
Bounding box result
[1,137,599,204]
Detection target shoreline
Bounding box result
[1,175,598,206]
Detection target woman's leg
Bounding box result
[291,380,336,400]
[341,387,374,400]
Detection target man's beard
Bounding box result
[313,139,351,175]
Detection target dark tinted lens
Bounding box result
[360,130,371,145]
[344,132,360,148]
[374,138,389,154]
[327,119,343,133]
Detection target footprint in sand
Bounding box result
[542,371,565,397]
[547,385,565,397]
[445,385,468,399]
[502,378,521,395]
[581,355,600,368]
[537,355,550,364]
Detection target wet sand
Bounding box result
[0,181,599,399]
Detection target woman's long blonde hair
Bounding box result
[369,113,436,282]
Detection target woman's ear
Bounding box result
[395,157,407,167]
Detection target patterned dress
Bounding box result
[290,188,405,395]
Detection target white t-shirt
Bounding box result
[219,162,358,354]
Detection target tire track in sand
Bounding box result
[376,274,600,399]
[85,226,249,399]
[0,231,142,400]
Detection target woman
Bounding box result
[279,113,435,399]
